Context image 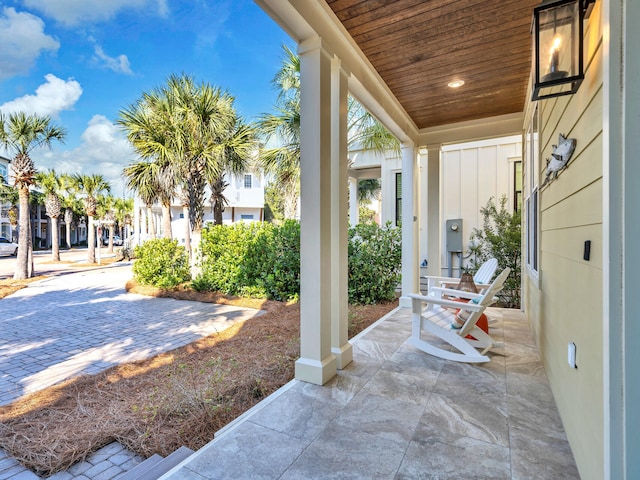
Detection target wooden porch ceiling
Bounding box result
[326,0,541,130]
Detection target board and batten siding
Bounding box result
[439,135,521,276]
[523,2,603,478]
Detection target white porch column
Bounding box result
[331,55,352,370]
[426,144,442,277]
[349,177,359,226]
[295,36,337,385]
[399,142,418,307]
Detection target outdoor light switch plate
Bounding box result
[568,342,577,369]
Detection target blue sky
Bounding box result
[0,0,293,195]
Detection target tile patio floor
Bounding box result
[162,306,579,479]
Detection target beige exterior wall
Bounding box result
[523,3,603,479]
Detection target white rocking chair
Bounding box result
[423,257,498,294]
[408,267,511,363]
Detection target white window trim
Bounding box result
[243,174,252,189]
[524,106,540,287]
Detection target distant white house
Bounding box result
[349,134,522,278]
[132,170,265,246]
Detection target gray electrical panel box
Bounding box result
[446,219,463,253]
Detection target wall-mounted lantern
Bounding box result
[531,0,595,101]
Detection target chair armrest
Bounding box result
[429,287,484,301]
[408,293,484,314]
[422,275,459,290]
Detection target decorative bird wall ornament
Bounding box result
[542,133,576,186]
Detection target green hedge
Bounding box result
[192,221,300,302]
[184,220,401,305]
[348,222,402,304]
[133,238,191,288]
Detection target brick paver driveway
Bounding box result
[0,264,261,406]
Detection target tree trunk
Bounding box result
[51,216,60,261]
[87,216,96,263]
[214,203,223,225]
[13,187,31,279]
[283,188,298,220]
[65,208,73,249]
[183,205,191,259]
[162,203,172,239]
[190,228,202,278]
[108,224,115,253]
[147,206,156,239]
[28,221,34,277]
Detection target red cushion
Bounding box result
[451,298,489,339]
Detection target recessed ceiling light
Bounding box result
[447,80,465,88]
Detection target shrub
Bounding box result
[195,222,264,293]
[241,220,300,302]
[468,196,521,308]
[194,221,300,302]
[194,220,401,305]
[348,221,402,304]
[133,238,190,288]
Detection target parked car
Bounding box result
[0,237,18,256]
[102,235,123,246]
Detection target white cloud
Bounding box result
[22,0,169,26]
[157,0,169,17]
[0,7,59,80]
[93,45,133,75]
[35,115,135,195]
[0,74,82,118]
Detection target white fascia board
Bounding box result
[418,112,524,147]
[255,0,419,145]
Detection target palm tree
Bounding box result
[209,176,229,225]
[29,191,45,248]
[59,173,81,249]
[0,112,66,279]
[123,160,176,239]
[346,96,400,154]
[35,169,66,261]
[358,179,382,204]
[258,45,399,221]
[97,194,118,253]
[114,197,134,241]
[118,73,257,255]
[258,45,301,219]
[73,173,110,263]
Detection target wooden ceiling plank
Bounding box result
[350,0,534,46]
[323,0,537,131]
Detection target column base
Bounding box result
[332,343,353,370]
[295,354,337,385]
[399,295,413,308]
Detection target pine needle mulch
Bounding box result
[0,281,398,476]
